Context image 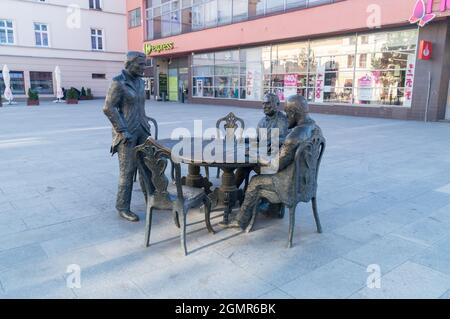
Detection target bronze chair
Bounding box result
[246,129,326,248]
[206,112,248,185]
[135,138,214,256]
[146,116,159,140]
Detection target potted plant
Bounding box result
[86,88,94,100]
[66,87,79,104]
[79,87,87,100]
[27,89,40,106]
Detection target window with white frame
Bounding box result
[129,8,142,28]
[91,28,103,50]
[0,19,14,45]
[89,0,102,10]
[34,23,49,47]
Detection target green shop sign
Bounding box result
[144,42,175,55]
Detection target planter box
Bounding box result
[27,99,40,106]
[79,96,89,101]
[66,99,79,105]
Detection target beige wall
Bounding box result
[1,55,123,98]
[0,0,127,98]
[0,0,126,58]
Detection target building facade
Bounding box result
[0,0,127,100]
[127,0,450,121]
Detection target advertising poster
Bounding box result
[358,75,373,102]
[315,65,325,103]
[404,54,415,107]
[284,74,298,99]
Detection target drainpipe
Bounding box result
[425,71,431,122]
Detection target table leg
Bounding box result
[182,164,212,192]
[220,167,238,224]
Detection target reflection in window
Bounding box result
[192,4,204,30]
[145,0,337,40]
[218,0,232,25]
[191,28,418,107]
[0,71,25,94]
[30,71,54,94]
[232,0,248,22]
[266,0,285,13]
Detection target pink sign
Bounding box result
[284,74,298,100]
[358,75,372,87]
[315,69,325,103]
[410,0,450,27]
[358,75,373,102]
[284,74,298,87]
[246,71,253,96]
[404,55,416,107]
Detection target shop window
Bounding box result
[347,55,355,69]
[30,71,54,94]
[357,29,418,55]
[0,71,25,94]
[191,28,418,107]
[359,54,367,68]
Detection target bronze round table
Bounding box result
[158,137,257,224]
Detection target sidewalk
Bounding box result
[1,100,450,298]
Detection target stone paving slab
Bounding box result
[1,100,450,298]
[353,262,450,299]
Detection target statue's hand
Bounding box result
[258,156,271,167]
[119,131,133,145]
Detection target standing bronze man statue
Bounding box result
[103,51,152,222]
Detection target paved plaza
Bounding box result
[1,100,450,299]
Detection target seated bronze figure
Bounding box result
[230,95,326,248]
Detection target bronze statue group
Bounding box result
[103,51,325,232]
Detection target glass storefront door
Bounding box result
[168,68,178,101]
[179,67,189,102]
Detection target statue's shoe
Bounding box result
[226,220,244,230]
[118,211,140,222]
